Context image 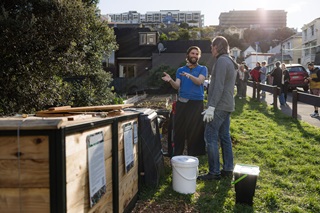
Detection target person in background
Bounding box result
[162,46,208,156]
[236,64,250,99]
[198,36,238,181]
[259,61,267,95]
[250,62,261,82]
[269,61,285,106]
[242,61,250,72]
[281,63,290,106]
[305,62,320,117]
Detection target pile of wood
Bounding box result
[35,104,134,121]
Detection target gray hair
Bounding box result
[211,36,229,55]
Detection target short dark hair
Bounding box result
[308,62,314,66]
[186,46,201,55]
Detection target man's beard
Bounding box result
[187,56,198,65]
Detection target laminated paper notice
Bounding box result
[133,121,138,144]
[87,131,106,207]
[123,123,134,173]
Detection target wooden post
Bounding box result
[292,90,298,119]
[273,86,278,109]
[253,82,256,99]
[257,82,260,100]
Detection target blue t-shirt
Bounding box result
[176,65,208,100]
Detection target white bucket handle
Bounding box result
[173,166,198,181]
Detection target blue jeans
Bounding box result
[204,110,234,175]
[279,93,285,105]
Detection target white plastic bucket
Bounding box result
[171,155,199,194]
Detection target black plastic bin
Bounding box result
[233,164,260,206]
[125,108,164,187]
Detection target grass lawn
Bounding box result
[133,96,320,213]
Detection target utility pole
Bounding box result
[255,41,259,63]
[281,43,283,62]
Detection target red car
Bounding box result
[286,64,309,91]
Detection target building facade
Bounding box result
[106,10,204,28]
[219,9,287,32]
[107,11,141,24]
[282,32,302,64]
[301,18,320,66]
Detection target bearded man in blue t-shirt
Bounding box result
[162,46,208,156]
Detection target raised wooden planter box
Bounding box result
[0,112,140,213]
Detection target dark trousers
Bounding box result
[173,100,206,156]
[281,83,289,102]
[237,80,247,97]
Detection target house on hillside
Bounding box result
[152,40,214,71]
[224,26,245,39]
[106,27,215,94]
[107,27,159,93]
[282,32,302,64]
[244,53,275,69]
[230,47,241,61]
[243,46,256,58]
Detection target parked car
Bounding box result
[285,64,309,91]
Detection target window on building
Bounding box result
[139,33,157,45]
[232,50,238,58]
[119,64,136,78]
[311,41,317,55]
[311,25,314,36]
[287,42,291,49]
[304,44,310,56]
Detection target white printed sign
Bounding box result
[87,131,106,207]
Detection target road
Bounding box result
[246,86,320,128]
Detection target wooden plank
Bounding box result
[48,106,71,111]
[66,177,113,213]
[35,113,75,118]
[0,159,49,187]
[0,188,19,213]
[65,125,113,212]
[66,173,87,212]
[65,126,112,157]
[118,163,139,213]
[0,160,18,187]
[21,188,50,212]
[0,188,49,213]
[20,159,49,187]
[66,149,87,183]
[36,104,134,114]
[0,119,63,130]
[119,178,138,213]
[0,136,49,160]
[106,110,124,117]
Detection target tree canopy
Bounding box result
[0,0,118,115]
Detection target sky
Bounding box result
[98,0,319,31]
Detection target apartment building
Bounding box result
[107,11,141,24]
[106,10,204,27]
[301,18,320,66]
[219,9,287,32]
[144,10,203,27]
